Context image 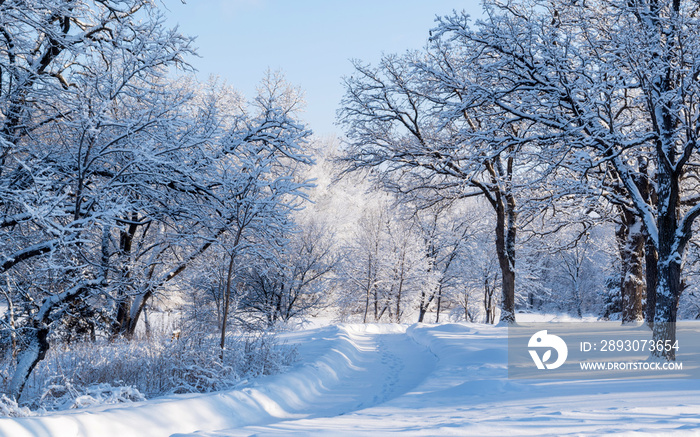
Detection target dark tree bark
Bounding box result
[653,166,682,360]
[220,252,235,360]
[638,158,658,326]
[10,282,94,400]
[491,161,517,324]
[113,213,140,337]
[618,210,646,324]
[9,322,49,400]
[645,239,659,326]
[435,285,443,323]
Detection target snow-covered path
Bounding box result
[2,323,700,436]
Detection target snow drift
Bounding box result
[1,322,699,436]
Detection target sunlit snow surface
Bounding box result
[2,318,700,436]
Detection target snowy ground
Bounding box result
[2,319,700,436]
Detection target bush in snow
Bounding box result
[0,395,33,417]
[0,330,297,415]
[38,379,145,412]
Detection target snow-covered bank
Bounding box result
[2,323,700,436]
[0,324,435,437]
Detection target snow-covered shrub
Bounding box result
[38,378,145,411]
[1,330,297,415]
[168,331,297,393]
[0,395,33,417]
[71,384,146,409]
[237,332,299,377]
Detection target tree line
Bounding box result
[0,0,316,400]
[338,0,700,361]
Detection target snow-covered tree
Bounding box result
[413,202,475,323]
[338,51,538,323]
[0,0,313,399]
[0,0,195,400]
[432,0,700,358]
[335,197,433,323]
[235,220,337,328]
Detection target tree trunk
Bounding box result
[652,154,681,360]
[112,213,140,338]
[115,296,132,337]
[462,292,469,322]
[9,322,49,400]
[484,283,490,324]
[10,282,93,400]
[220,252,235,360]
[620,212,645,324]
[653,223,681,360]
[363,286,370,323]
[273,284,283,326]
[417,291,428,323]
[645,239,658,326]
[363,253,372,323]
[494,189,517,324]
[395,248,406,323]
[638,158,658,326]
[124,261,158,338]
[373,286,379,322]
[484,279,493,324]
[125,290,148,338]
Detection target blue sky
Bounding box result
[160,1,483,137]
